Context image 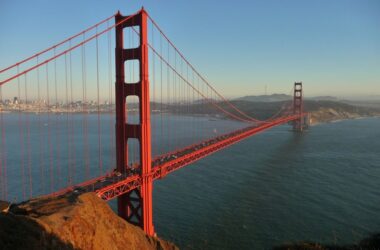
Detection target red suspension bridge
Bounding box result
[0,8,308,236]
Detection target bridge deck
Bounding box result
[51,115,303,200]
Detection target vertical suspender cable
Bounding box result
[25,73,32,198]
[65,53,71,186]
[172,49,176,146]
[53,48,61,189]
[37,56,45,194]
[192,69,195,143]
[46,64,53,192]
[69,40,76,184]
[107,21,115,171]
[153,22,158,158]
[0,86,6,200]
[17,65,26,200]
[82,34,89,180]
[167,41,170,151]
[96,25,103,175]
[160,34,163,156]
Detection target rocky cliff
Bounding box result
[0,192,178,250]
[309,107,365,125]
[305,101,380,125]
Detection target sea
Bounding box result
[1,113,380,249]
[151,117,380,249]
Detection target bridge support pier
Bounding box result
[293,82,308,131]
[115,8,154,236]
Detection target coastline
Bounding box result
[309,115,380,126]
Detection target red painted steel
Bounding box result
[115,8,154,236]
[146,14,262,123]
[293,82,305,131]
[52,114,306,202]
[0,11,140,86]
[0,7,308,237]
[95,114,306,201]
[0,14,116,74]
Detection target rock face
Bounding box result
[310,107,362,125]
[0,192,178,250]
[305,101,380,125]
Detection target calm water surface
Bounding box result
[152,118,380,249]
[2,114,380,249]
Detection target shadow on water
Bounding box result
[236,129,309,188]
[194,130,312,249]
[155,119,380,249]
[262,130,307,166]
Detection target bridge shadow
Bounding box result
[204,129,380,249]
[229,130,310,203]
[176,130,310,249]
[262,131,307,171]
[233,129,309,188]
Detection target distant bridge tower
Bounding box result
[115,8,154,236]
[293,82,307,131]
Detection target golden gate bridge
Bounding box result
[0,8,308,236]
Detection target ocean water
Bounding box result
[152,118,380,249]
[1,113,245,198]
[1,114,380,249]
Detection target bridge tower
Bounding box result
[115,8,154,236]
[293,82,306,131]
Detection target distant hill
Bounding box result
[341,100,380,109]
[307,96,338,101]
[236,94,291,102]
[151,92,380,124]
[236,94,340,103]
[161,99,380,124]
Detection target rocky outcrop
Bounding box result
[310,107,362,125]
[0,192,178,250]
[304,100,380,125]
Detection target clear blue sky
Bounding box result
[0,0,379,98]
